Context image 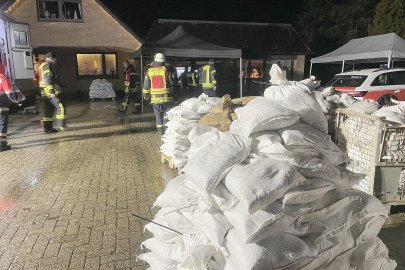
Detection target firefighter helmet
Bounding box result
[154,53,165,63]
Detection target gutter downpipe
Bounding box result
[341,60,345,73]
[239,57,243,97]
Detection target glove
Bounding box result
[143,94,150,101]
[213,85,217,91]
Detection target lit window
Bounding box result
[76,53,117,77]
[37,0,83,22]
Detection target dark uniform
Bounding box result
[186,69,199,97]
[119,63,141,114]
[38,59,66,132]
[143,61,175,135]
[0,65,13,151]
[200,60,217,97]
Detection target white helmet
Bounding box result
[154,53,165,63]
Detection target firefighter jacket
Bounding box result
[143,63,175,104]
[186,71,198,87]
[123,64,140,93]
[38,62,61,97]
[200,64,216,90]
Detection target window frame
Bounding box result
[37,0,84,23]
[75,52,118,79]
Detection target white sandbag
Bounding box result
[179,244,217,270]
[144,211,197,242]
[184,132,251,194]
[339,93,357,107]
[301,92,329,133]
[197,103,214,114]
[282,178,335,205]
[229,97,300,137]
[181,98,200,110]
[348,100,379,114]
[206,97,222,105]
[313,91,330,113]
[188,124,219,142]
[210,183,239,211]
[183,210,232,248]
[153,175,200,209]
[264,82,315,115]
[277,121,347,165]
[300,76,321,90]
[322,86,335,97]
[224,229,313,270]
[269,64,288,85]
[224,158,306,213]
[351,238,390,266]
[141,237,184,263]
[165,120,197,135]
[167,106,201,121]
[372,104,405,124]
[325,94,340,104]
[250,131,283,152]
[137,252,177,270]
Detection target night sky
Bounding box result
[100,0,303,39]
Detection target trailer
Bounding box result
[0,12,35,106]
[335,108,405,207]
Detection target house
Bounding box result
[144,19,313,95]
[1,0,142,97]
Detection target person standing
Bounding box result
[142,53,175,135]
[186,64,199,97]
[0,64,20,151]
[119,60,141,114]
[200,59,217,97]
[38,52,66,132]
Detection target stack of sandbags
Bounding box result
[139,65,396,270]
[160,94,221,169]
[89,79,116,99]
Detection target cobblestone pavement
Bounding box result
[0,100,175,270]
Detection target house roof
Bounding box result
[0,0,142,43]
[145,19,313,56]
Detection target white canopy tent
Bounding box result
[310,33,405,74]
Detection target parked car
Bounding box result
[325,68,405,105]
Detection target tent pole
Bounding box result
[239,58,243,97]
[140,54,144,113]
[309,62,313,76]
[341,60,345,73]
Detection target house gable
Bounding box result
[5,0,141,52]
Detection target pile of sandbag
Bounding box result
[89,79,116,99]
[160,94,221,168]
[312,86,357,113]
[139,64,396,270]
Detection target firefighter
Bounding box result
[119,60,141,114]
[0,63,24,151]
[38,52,66,132]
[200,59,217,97]
[143,53,176,135]
[186,64,199,97]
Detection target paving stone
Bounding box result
[0,101,172,270]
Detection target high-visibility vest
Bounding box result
[201,65,216,89]
[145,66,173,104]
[187,72,198,86]
[38,63,50,88]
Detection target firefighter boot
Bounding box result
[44,122,58,133]
[0,141,11,152]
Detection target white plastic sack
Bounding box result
[277,121,348,165]
[339,93,357,107]
[181,98,200,110]
[224,158,306,213]
[322,86,336,97]
[224,229,313,270]
[153,175,201,209]
[372,105,405,124]
[206,97,222,106]
[137,252,177,270]
[197,103,214,114]
[184,132,251,194]
[264,82,315,115]
[300,92,329,133]
[167,106,201,121]
[269,64,288,85]
[348,100,379,114]
[250,131,283,153]
[183,210,232,248]
[282,178,335,205]
[210,183,239,211]
[229,97,300,137]
[141,237,184,263]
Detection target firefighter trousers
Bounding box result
[153,103,172,135]
[120,91,141,113]
[42,96,64,130]
[56,93,66,127]
[0,110,9,145]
